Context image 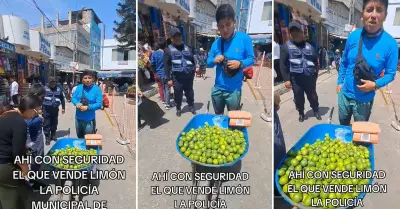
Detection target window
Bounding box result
[261,1,272,21]
[394,7,400,26]
[112,49,135,61]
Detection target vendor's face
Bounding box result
[362,1,386,34]
[217,18,235,39]
[290,29,304,43]
[83,75,94,86]
[171,34,182,46]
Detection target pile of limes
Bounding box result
[178,123,247,165]
[277,134,371,208]
[50,145,97,170]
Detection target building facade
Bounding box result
[100,39,136,79]
[0,15,53,86]
[247,0,273,34]
[384,0,400,39]
[31,9,102,72]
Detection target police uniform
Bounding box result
[280,21,321,122]
[164,28,196,117]
[43,85,65,143]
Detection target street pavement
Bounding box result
[275,71,400,208]
[138,69,272,209]
[31,102,136,209]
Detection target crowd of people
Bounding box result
[0,70,103,208]
[138,3,255,127]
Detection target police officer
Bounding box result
[164,27,196,117]
[280,21,321,122]
[43,76,65,145]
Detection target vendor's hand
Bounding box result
[76,103,83,109]
[137,90,143,98]
[214,55,225,64]
[357,79,376,92]
[167,80,174,87]
[80,106,89,112]
[61,109,65,114]
[227,60,241,70]
[284,81,292,89]
[336,85,342,94]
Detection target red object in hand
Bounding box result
[103,94,110,108]
[243,66,254,79]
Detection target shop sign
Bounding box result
[307,0,322,13]
[0,39,16,53]
[39,33,51,57]
[177,0,190,13]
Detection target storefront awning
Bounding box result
[197,33,219,38]
[250,34,272,44]
[329,33,348,40]
[98,70,136,78]
[0,39,16,53]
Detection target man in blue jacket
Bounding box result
[43,77,65,145]
[72,70,103,138]
[207,4,254,114]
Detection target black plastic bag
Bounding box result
[138,96,165,127]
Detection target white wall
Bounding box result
[384,1,400,38]
[1,15,30,48]
[101,39,136,71]
[247,0,272,34]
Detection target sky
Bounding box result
[0,0,120,39]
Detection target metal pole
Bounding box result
[102,23,105,71]
[247,0,254,32]
[348,0,353,25]
[255,51,265,88]
[238,0,244,31]
[73,7,85,84]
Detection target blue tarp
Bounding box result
[98,70,135,78]
[250,34,272,44]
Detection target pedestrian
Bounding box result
[0,75,8,103]
[207,4,255,115]
[0,94,42,209]
[334,49,341,72]
[337,0,397,125]
[72,70,103,138]
[197,48,207,79]
[164,27,196,117]
[280,21,321,122]
[26,83,47,191]
[43,77,65,145]
[273,35,283,83]
[8,75,19,107]
[151,39,172,109]
[254,44,261,64]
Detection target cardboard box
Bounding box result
[85,134,103,149]
[228,111,252,120]
[229,118,251,127]
[352,122,380,144]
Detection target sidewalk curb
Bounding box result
[144,86,159,98]
[274,70,331,95]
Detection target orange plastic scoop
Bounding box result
[352,122,380,144]
[228,111,252,120]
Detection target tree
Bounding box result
[114,0,136,50]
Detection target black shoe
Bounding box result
[299,114,305,122]
[189,106,196,115]
[314,111,322,120]
[176,109,181,117]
